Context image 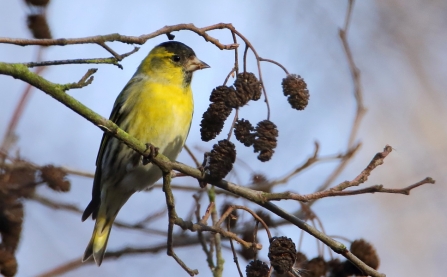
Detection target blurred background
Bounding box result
[0,0,446,276]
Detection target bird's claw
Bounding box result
[198,153,210,188]
[142,143,159,165]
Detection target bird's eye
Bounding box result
[172,55,181,62]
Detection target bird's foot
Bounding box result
[198,152,210,188]
[142,143,159,165]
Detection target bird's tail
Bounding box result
[82,191,132,266]
[82,215,113,266]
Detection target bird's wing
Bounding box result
[82,77,142,221]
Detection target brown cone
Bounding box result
[253,120,278,162]
[205,139,236,180]
[228,72,262,108]
[200,102,232,141]
[209,85,236,103]
[303,256,327,277]
[234,119,255,147]
[246,260,270,277]
[282,74,309,110]
[268,236,296,274]
[40,165,71,192]
[25,0,50,6]
[344,239,380,276]
[27,14,52,39]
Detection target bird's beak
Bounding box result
[185,56,210,72]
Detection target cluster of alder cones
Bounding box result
[202,73,309,180]
[246,237,379,277]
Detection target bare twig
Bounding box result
[35,238,203,277]
[227,220,244,277]
[162,170,199,276]
[61,68,98,90]
[339,0,366,149]
[29,194,167,236]
[200,202,215,224]
[331,145,392,191]
[97,41,121,60]
[0,48,46,154]
[226,108,239,141]
[312,142,361,193]
[231,31,239,75]
[184,144,201,168]
[253,176,434,202]
[222,67,237,86]
[194,198,215,270]
[308,0,365,198]
[208,186,224,277]
[26,58,117,69]
[0,23,239,50]
[59,166,95,178]
[216,205,272,240]
[259,57,289,75]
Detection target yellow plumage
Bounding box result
[81,41,209,266]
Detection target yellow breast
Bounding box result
[122,79,193,159]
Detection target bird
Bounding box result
[81,41,209,266]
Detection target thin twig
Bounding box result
[25,57,118,68]
[29,194,167,236]
[162,171,199,276]
[200,202,215,224]
[0,48,46,154]
[339,0,366,149]
[35,239,202,277]
[227,220,243,277]
[243,45,249,73]
[0,23,239,50]
[259,57,289,75]
[331,145,392,191]
[97,41,124,60]
[226,108,239,141]
[184,144,201,168]
[231,30,239,75]
[216,205,272,240]
[209,186,224,277]
[222,67,236,86]
[61,68,98,90]
[194,197,215,270]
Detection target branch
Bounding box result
[0,23,238,50]
[0,47,46,154]
[339,0,366,148]
[162,167,198,276]
[29,193,168,236]
[35,238,203,277]
[331,145,392,191]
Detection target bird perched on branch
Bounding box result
[81,41,209,266]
